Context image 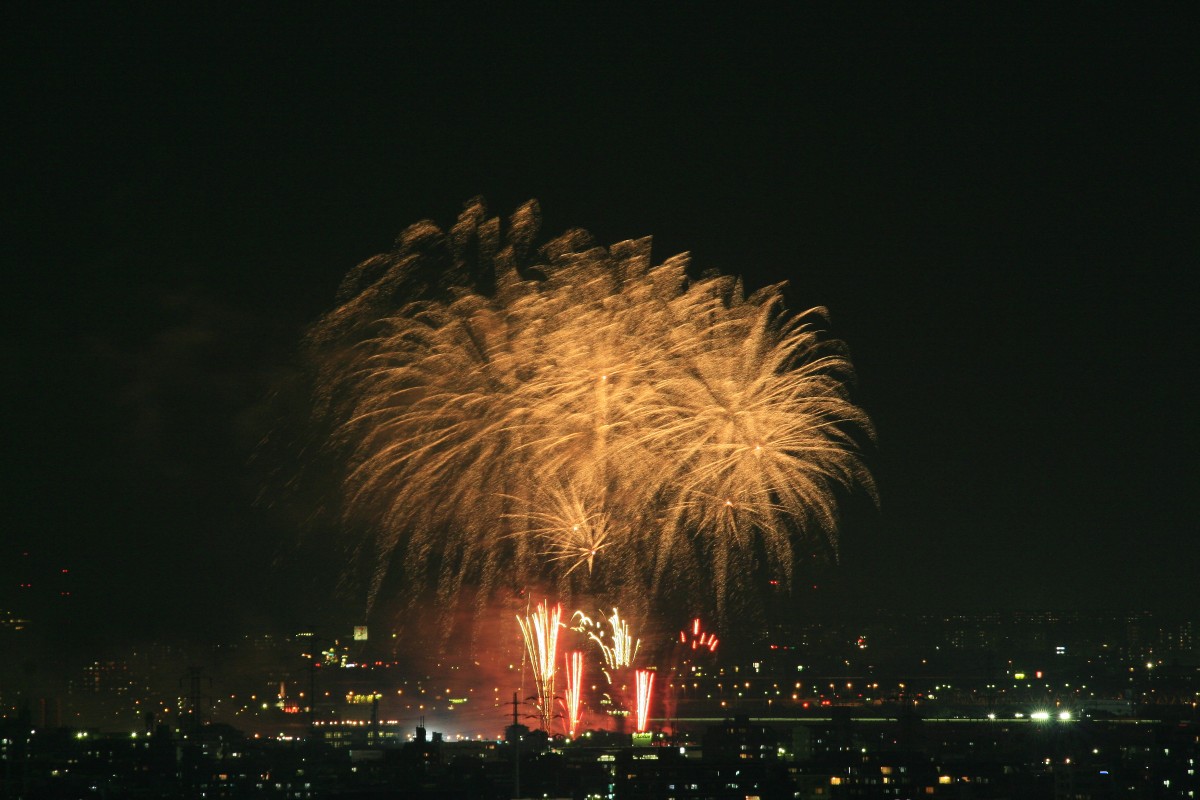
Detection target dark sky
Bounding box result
[3,6,1195,640]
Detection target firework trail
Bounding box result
[308,199,874,622]
[680,617,719,652]
[634,669,654,733]
[505,485,613,576]
[561,650,584,737]
[573,608,640,674]
[517,600,561,731]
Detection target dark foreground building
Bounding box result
[5,711,1200,799]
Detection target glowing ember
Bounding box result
[681,617,719,652]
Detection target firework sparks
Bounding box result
[680,617,719,652]
[308,199,874,621]
[517,600,561,731]
[573,608,640,673]
[561,650,584,738]
[505,485,614,576]
[634,669,654,733]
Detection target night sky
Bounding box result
[4,6,1195,641]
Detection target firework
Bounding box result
[573,608,640,673]
[680,617,718,653]
[309,199,874,620]
[517,600,561,731]
[561,650,584,737]
[505,485,613,576]
[634,669,654,733]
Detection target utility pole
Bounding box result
[299,632,323,734]
[179,667,211,738]
[510,691,520,799]
[308,656,317,729]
